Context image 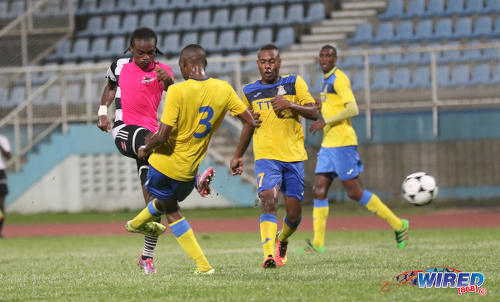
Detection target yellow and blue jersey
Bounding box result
[242,75,315,162]
[320,67,358,147]
[149,78,247,181]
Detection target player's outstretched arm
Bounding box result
[97,82,117,133]
[138,122,173,159]
[230,109,257,175]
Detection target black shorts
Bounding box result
[0,170,8,196]
[112,123,152,184]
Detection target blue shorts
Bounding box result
[145,165,195,202]
[314,146,364,181]
[254,159,305,201]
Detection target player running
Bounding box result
[242,44,319,268]
[295,45,409,253]
[125,44,257,275]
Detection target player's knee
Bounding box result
[259,192,277,213]
[154,199,179,214]
[313,185,328,199]
[347,189,363,201]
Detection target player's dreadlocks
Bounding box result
[124,27,163,55]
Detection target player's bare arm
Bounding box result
[97,82,117,133]
[230,109,258,175]
[138,122,172,159]
[249,109,263,127]
[270,95,319,120]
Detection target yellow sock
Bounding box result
[260,214,277,258]
[312,199,329,248]
[129,200,162,228]
[278,216,300,242]
[361,191,403,230]
[170,217,211,271]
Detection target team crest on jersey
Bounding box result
[141,75,156,83]
[276,85,287,96]
[121,141,127,152]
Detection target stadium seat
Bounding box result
[423,0,445,17]
[436,65,450,86]
[0,2,7,20]
[394,21,413,42]
[371,69,390,90]
[286,3,304,24]
[120,14,139,35]
[10,86,26,105]
[200,31,217,52]
[0,87,7,103]
[450,65,470,86]
[275,27,294,48]
[77,0,98,15]
[401,45,422,65]
[255,28,273,46]
[378,0,403,20]
[116,0,134,13]
[482,46,500,60]
[348,24,373,45]
[212,8,229,29]
[373,23,394,44]
[181,32,198,48]
[65,38,90,61]
[384,46,403,65]
[78,16,102,37]
[305,2,325,23]
[443,0,464,16]
[351,71,366,91]
[431,19,452,41]
[140,13,156,28]
[102,15,120,35]
[157,12,174,33]
[193,9,211,30]
[132,0,151,13]
[484,0,500,13]
[470,64,491,85]
[103,36,126,59]
[234,29,254,51]
[438,42,461,63]
[46,40,71,62]
[161,34,180,54]
[85,37,108,61]
[216,30,235,52]
[471,17,492,38]
[7,1,25,19]
[462,42,482,61]
[248,6,266,26]
[410,66,431,88]
[44,85,61,105]
[231,7,249,27]
[411,20,432,41]
[462,0,484,15]
[267,5,285,26]
[452,17,472,39]
[402,0,425,18]
[389,68,411,90]
[174,11,193,31]
[152,0,169,10]
[171,0,189,9]
[97,0,115,15]
[489,17,500,37]
[369,47,385,66]
[491,65,500,84]
[341,47,364,68]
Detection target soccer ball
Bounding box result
[402,172,438,206]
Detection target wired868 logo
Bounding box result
[380,267,487,296]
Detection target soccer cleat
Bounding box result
[293,239,326,253]
[125,221,166,237]
[395,219,409,249]
[262,255,277,269]
[275,238,288,266]
[193,268,215,275]
[196,167,215,198]
[138,256,156,274]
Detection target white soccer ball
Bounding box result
[402,172,438,206]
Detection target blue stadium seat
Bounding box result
[489,17,500,37]
[231,7,249,27]
[378,0,403,20]
[120,14,138,35]
[462,42,482,61]
[46,40,71,62]
[104,36,126,59]
[0,2,8,20]
[484,0,500,13]
[436,65,450,86]
[369,47,385,66]
[450,65,470,86]
[116,0,134,13]
[7,0,25,19]
[410,66,431,88]
[212,8,229,29]
[174,11,193,31]
[255,28,273,45]
[152,0,169,9]
[389,68,411,90]
[267,5,285,26]
[431,19,452,41]
[348,24,373,45]
[181,32,198,48]
[351,71,366,91]
[384,46,403,65]
[10,87,26,105]
[193,9,211,30]
[483,46,500,60]
[443,0,464,16]
[402,44,425,65]
[132,0,151,13]
[216,30,235,52]
[102,15,120,35]
[200,31,217,52]
[78,16,102,37]
[275,27,294,48]
[341,47,364,68]
[471,17,492,38]
[65,38,90,61]
[411,20,433,41]
[161,34,180,54]
[452,17,472,39]
[0,87,7,103]
[44,85,61,105]
[248,6,265,26]
[403,0,425,18]
[85,37,107,60]
[171,0,189,9]
[286,3,304,24]
[97,0,115,15]
[77,0,98,15]
[470,64,491,85]
[394,21,413,42]
[140,13,156,28]
[491,65,500,84]
[234,29,254,51]
[305,2,325,23]
[157,12,174,32]
[373,23,394,44]
[423,0,445,17]
[462,0,484,15]
[371,69,390,90]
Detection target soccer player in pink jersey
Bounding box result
[97,27,176,274]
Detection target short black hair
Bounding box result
[321,44,337,56]
[258,44,279,53]
[125,27,163,55]
[180,44,207,65]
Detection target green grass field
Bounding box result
[1,227,498,301]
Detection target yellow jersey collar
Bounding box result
[323,66,337,79]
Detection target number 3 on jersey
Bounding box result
[194,106,214,138]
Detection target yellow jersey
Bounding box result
[320,67,358,147]
[242,75,315,162]
[149,78,247,181]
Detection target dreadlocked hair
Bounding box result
[124,27,163,55]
